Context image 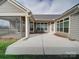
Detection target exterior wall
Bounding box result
[0,1,24,13]
[36,21,49,32]
[0,1,31,39]
[53,21,57,33]
[48,22,50,32]
[69,13,79,40]
[54,15,70,38]
[49,22,54,32]
[0,16,23,39]
[25,16,30,38]
[30,21,54,33]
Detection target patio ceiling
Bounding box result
[0,16,20,22]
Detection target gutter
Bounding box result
[55,3,79,21]
[8,0,31,13]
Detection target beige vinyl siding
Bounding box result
[0,1,24,13]
[70,13,79,40]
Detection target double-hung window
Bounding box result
[64,18,69,33]
[56,17,69,33]
[60,20,63,32]
[57,21,60,31]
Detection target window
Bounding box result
[60,22,63,32]
[40,23,47,31]
[64,18,69,21]
[57,21,59,23]
[60,20,63,32]
[56,17,69,33]
[30,22,33,31]
[57,23,59,31]
[57,21,60,31]
[64,17,69,33]
[36,23,40,31]
[44,23,47,30]
[64,21,69,33]
[36,23,47,32]
[40,23,44,31]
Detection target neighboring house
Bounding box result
[0,0,79,41]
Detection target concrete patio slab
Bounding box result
[43,33,79,55]
[6,33,79,55]
[6,34,44,55]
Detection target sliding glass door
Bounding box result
[36,23,48,32]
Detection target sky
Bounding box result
[17,0,79,14]
[0,0,79,26]
[0,20,9,27]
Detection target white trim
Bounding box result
[56,17,69,33]
[25,16,29,38]
[0,13,27,16]
[69,16,71,35]
[8,0,30,13]
[53,21,56,33]
[63,19,64,32]
[33,21,35,32]
[20,16,22,37]
[49,22,52,32]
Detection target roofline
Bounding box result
[55,3,79,21]
[8,0,31,13]
[33,14,61,15]
[63,3,79,15]
[0,0,6,5]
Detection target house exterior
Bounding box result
[0,0,34,39]
[30,15,60,33]
[54,4,79,41]
[0,0,79,41]
[30,4,79,41]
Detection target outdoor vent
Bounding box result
[0,0,6,5]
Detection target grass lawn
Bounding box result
[0,39,18,59]
[0,38,45,59]
[0,38,77,59]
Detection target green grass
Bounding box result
[0,39,18,59]
[0,30,9,35]
[0,39,44,59]
[0,38,76,59]
[0,39,16,55]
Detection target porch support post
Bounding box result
[50,22,52,32]
[53,21,56,33]
[9,21,12,34]
[33,21,35,33]
[20,16,22,37]
[25,16,29,38]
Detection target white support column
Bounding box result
[33,21,35,33]
[25,16,29,38]
[20,16,22,37]
[53,21,56,33]
[9,21,11,34]
[50,22,52,32]
[10,21,14,31]
[9,21,11,31]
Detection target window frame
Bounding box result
[63,17,69,33]
[56,17,69,33]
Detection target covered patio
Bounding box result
[0,16,30,39]
[0,0,35,39]
[6,33,79,55]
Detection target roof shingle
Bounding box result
[34,14,61,21]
